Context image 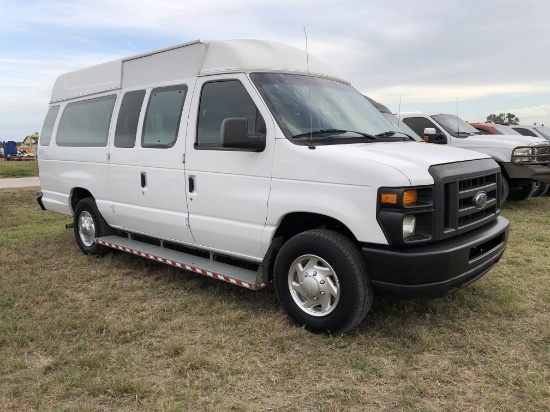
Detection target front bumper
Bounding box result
[502,162,550,184]
[362,216,509,299]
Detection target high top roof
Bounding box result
[50,39,348,103]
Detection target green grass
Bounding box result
[0,159,38,178]
[1,188,549,411]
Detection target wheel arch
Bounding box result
[260,212,359,283]
[273,212,358,245]
[70,187,94,215]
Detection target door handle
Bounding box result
[188,176,195,193]
[141,172,147,188]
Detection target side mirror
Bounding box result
[220,118,266,152]
[423,127,448,144]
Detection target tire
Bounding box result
[273,229,373,334]
[500,175,509,203]
[530,182,549,197]
[507,183,535,201]
[73,197,112,256]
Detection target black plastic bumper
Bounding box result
[362,216,509,299]
[502,162,550,184]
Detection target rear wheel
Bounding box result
[507,183,535,201]
[74,197,112,256]
[530,182,549,197]
[274,229,373,334]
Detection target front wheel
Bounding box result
[500,175,510,203]
[74,198,112,256]
[274,229,373,334]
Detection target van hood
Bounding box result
[273,140,493,187]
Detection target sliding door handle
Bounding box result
[188,176,195,193]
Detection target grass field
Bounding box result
[1,187,549,411]
[0,159,38,178]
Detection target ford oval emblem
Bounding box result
[473,191,488,209]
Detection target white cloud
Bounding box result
[365,84,550,105]
[500,105,550,126]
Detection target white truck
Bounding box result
[36,40,509,333]
[399,113,550,202]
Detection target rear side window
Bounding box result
[115,90,146,148]
[56,95,116,147]
[40,105,60,146]
[142,85,187,148]
[512,127,537,137]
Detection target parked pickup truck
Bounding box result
[399,114,550,202]
[470,122,550,197]
[36,40,509,333]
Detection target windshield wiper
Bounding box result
[455,131,471,137]
[376,130,415,140]
[376,131,396,137]
[292,129,379,140]
[292,129,349,138]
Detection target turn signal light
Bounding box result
[403,190,418,207]
[380,193,398,204]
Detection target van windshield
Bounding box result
[432,114,480,138]
[250,73,417,144]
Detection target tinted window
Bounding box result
[56,95,116,147]
[196,80,264,148]
[512,127,537,137]
[475,127,492,135]
[40,105,60,146]
[115,90,146,148]
[402,117,442,136]
[142,85,187,148]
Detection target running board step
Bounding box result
[95,235,270,290]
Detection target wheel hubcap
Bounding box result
[288,254,340,317]
[78,211,95,247]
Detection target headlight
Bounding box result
[377,186,434,245]
[512,147,532,163]
[403,215,416,238]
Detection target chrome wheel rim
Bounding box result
[78,211,95,247]
[288,254,340,317]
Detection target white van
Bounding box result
[36,40,509,333]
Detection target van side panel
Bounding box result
[38,92,119,217]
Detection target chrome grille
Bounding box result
[533,146,550,162]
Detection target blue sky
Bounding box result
[1,0,550,141]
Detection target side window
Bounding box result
[512,127,537,137]
[196,80,265,148]
[115,90,146,148]
[142,85,187,148]
[402,117,442,136]
[40,105,60,146]
[56,95,116,147]
[476,128,491,135]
